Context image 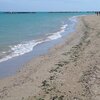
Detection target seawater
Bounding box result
[0,12,93,63]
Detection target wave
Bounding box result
[48,24,68,40]
[69,16,78,23]
[0,23,68,63]
[0,40,43,63]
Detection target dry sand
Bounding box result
[0,14,100,100]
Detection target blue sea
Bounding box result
[0,12,93,77]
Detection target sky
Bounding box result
[0,0,100,12]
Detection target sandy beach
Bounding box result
[0,14,100,100]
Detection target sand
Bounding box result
[0,14,100,100]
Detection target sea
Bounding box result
[0,12,93,77]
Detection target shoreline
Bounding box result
[1,14,100,100]
[0,13,76,64]
[0,14,77,78]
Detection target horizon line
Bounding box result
[0,11,97,13]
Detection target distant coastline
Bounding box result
[0,11,95,14]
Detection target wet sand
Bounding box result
[0,14,100,100]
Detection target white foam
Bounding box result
[2,52,6,54]
[48,24,68,40]
[0,40,44,63]
[61,24,68,30]
[0,24,68,63]
[69,16,78,23]
[47,31,62,40]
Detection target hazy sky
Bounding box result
[0,0,100,12]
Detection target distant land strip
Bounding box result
[0,11,96,14]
